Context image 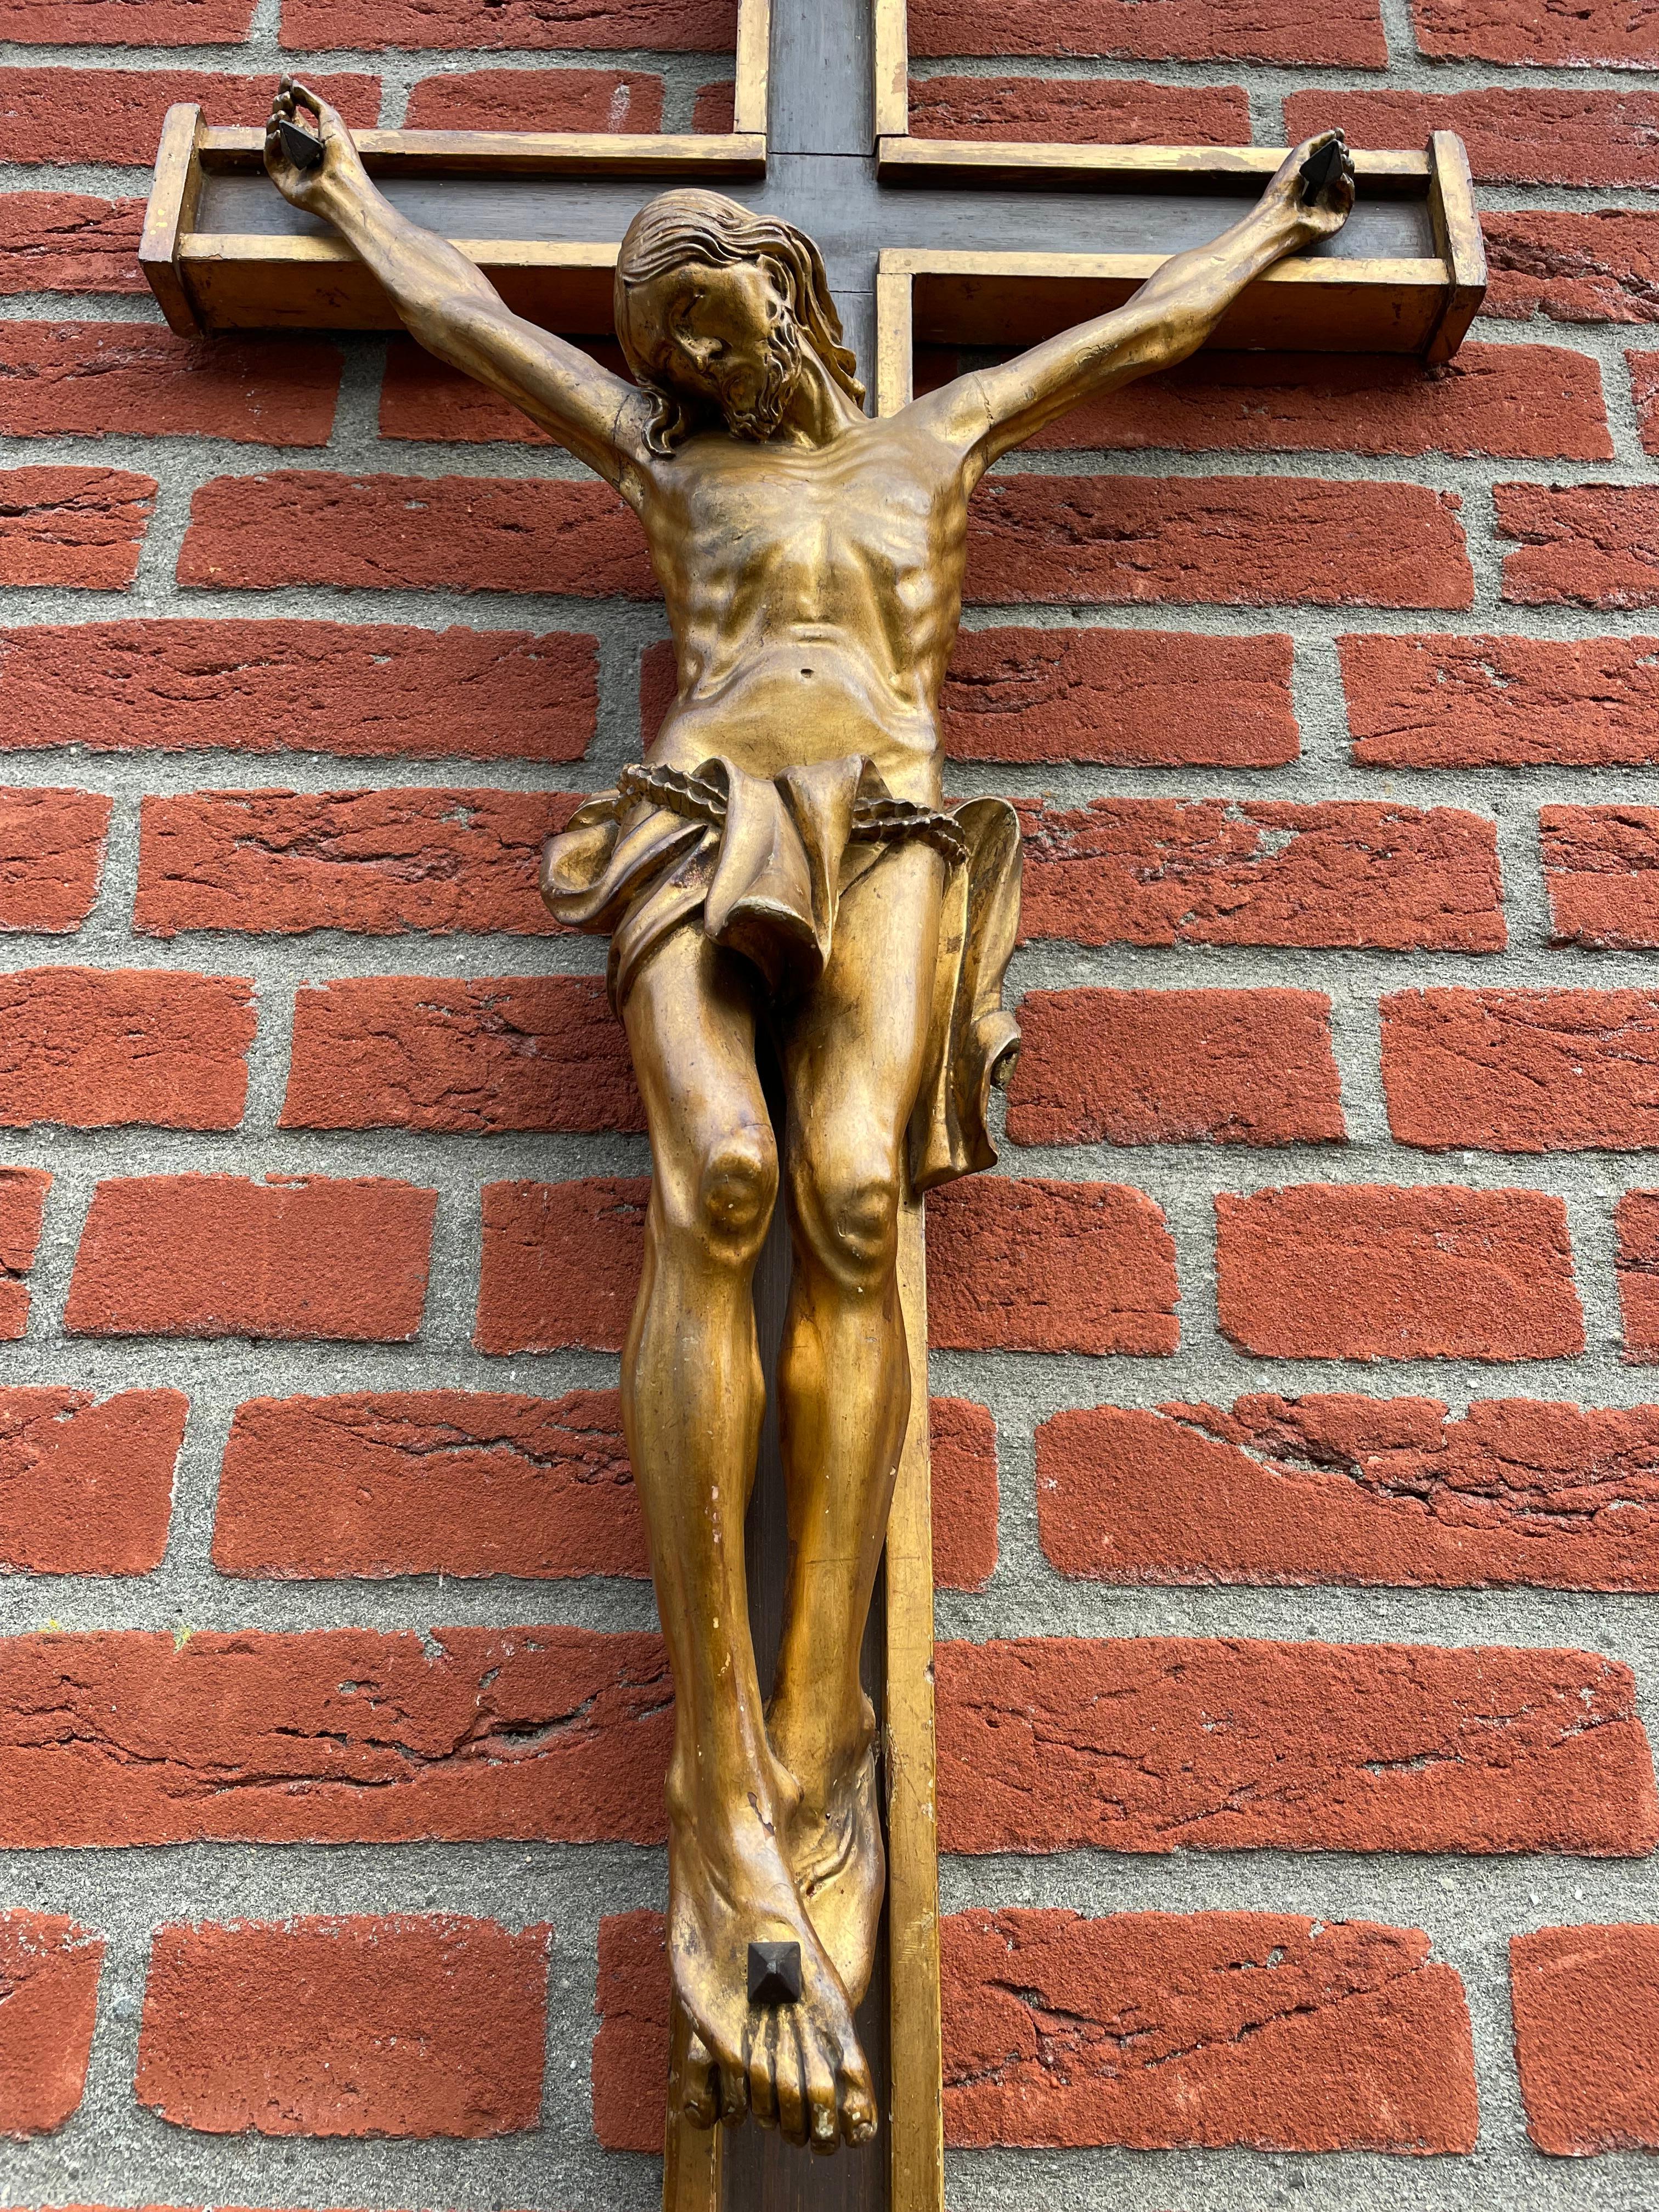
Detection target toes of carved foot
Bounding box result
[682,2031,719,2129]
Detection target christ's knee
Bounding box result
[793,1144,902,1297]
[663,1127,778,1271]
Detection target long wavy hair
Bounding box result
[614,189,865,453]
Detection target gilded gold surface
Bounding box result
[264,78,1353,2159]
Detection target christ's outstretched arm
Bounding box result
[916,129,1355,479]
[264,78,655,492]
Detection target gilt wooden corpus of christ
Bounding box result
[138,9,1485,2208]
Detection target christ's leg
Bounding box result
[622,923,876,2152]
[768,842,943,2004]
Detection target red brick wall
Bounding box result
[5,0,1659,2204]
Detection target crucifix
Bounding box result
[138,8,1484,2208]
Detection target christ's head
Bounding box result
[614,189,865,453]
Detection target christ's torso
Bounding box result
[635,413,967,806]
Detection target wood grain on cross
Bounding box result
[137,7,1483,2208]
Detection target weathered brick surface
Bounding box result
[136,1915,549,2137]
[1025,345,1611,462]
[1006,986,1344,1147]
[1019,798,1505,951]
[1216,1184,1584,1362]
[476,1177,648,1355]
[8,0,253,37]
[0,325,341,446]
[965,476,1473,608]
[907,0,1386,64]
[283,0,738,47]
[0,787,109,931]
[909,76,1249,143]
[1383,989,1659,1153]
[0,1169,52,1342]
[592,1909,670,2153]
[1286,86,1659,188]
[1038,1394,1659,1592]
[942,1909,1476,2151]
[379,336,628,443]
[281,974,641,1133]
[1414,0,1659,66]
[1543,805,1659,947]
[178,472,655,597]
[0,968,253,1131]
[1616,1193,1659,1361]
[1485,212,1659,324]
[0,1627,670,1844]
[0,622,596,761]
[64,1174,435,1342]
[404,69,664,132]
[1511,1924,1659,2154]
[931,1397,1000,1593]
[0,195,145,295]
[926,1179,1180,1355]
[137,786,569,936]
[937,1637,1658,1855]
[0,1911,104,2140]
[1342,634,1659,768]
[0,1387,186,1576]
[1498,483,1659,610]
[0,468,154,590]
[0,68,378,165]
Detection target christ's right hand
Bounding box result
[264,77,368,215]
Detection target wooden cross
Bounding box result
[137,8,1483,2209]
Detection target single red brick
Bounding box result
[0,1912,104,2139]
[7,0,252,38]
[1286,86,1659,189]
[281,974,641,1135]
[213,1389,645,1581]
[0,195,145,294]
[1544,804,1659,947]
[943,1908,1476,2152]
[1512,1924,1659,2153]
[476,1177,647,1355]
[1384,988,1659,1152]
[910,75,1248,143]
[0,969,252,1131]
[0,1169,51,1342]
[1216,1184,1583,1362]
[931,1397,997,1593]
[593,1909,668,2153]
[1414,0,1659,65]
[1343,633,1659,767]
[966,475,1472,608]
[64,1174,435,1342]
[907,0,1386,64]
[0,325,341,446]
[0,468,153,591]
[1630,350,1659,455]
[0,788,109,931]
[0,1626,669,1845]
[1019,797,1505,952]
[926,1179,1178,1356]
[1039,1393,1659,1592]
[283,0,736,46]
[1007,987,1344,1147]
[136,1915,548,2138]
[1499,482,1659,609]
[404,68,663,132]
[1485,212,1659,324]
[0,68,378,165]
[0,620,596,761]
[1616,1193,1659,1361]
[0,1387,185,1576]
[378,335,629,444]
[691,80,735,132]
[935,627,1297,765]
[1023,343,1610,461]
[939,1635,1657,1857]
[179,471,654,597]
[136,786,572,937]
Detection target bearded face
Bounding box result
[719,304,802,439]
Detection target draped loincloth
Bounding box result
[540,753,1021,1193]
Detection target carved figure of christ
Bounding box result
[263,78,1353,2159]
